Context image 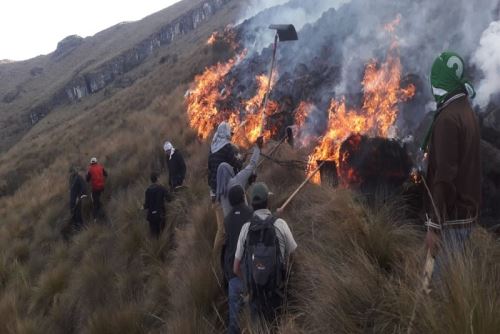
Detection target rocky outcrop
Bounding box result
[52,35,84,60]
[28,0,232,125]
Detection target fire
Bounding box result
[186,53,244,140]
[207,32,218,45]
[186,55,279,148]
[306,22,415,184]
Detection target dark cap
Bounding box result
[250,182,270,205]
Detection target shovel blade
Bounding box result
[269,24,298,41]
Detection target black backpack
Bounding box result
[243,214,283,300]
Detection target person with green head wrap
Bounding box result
[423,51,481,266]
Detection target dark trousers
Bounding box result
[148,213,166,238]
[91,190,103,219]
[228,277,243,334]
[71,202,83,231]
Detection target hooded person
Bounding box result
[212,136,262,255]
[163,141,187,190]
[208,122,243,198]
[423,52,481,264]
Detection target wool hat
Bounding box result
[90,157,98,164]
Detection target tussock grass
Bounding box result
[0,11,499,334]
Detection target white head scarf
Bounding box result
[211,122,232,153]
[163,141,175,159]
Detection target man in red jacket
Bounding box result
[86,157,108,220]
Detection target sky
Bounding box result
[0,0,182,61]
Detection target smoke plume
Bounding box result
[473,21,500,108]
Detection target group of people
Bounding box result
[68,141,188,239]
[65,51,482,333]
[208,122,297,331]
[68,157,108,233]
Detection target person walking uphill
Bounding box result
[86,157,108,221]
[164,141,187,190]
[69,166,87,232]
[143,172,172,238]
[222,185,254,334]
[423,52,481,261]
[233,182,297,324]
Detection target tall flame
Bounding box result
[306,26,415,184]
[186,53,279,147]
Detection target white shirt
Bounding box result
[234,209,297,262]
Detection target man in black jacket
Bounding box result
[164,141,187,190]
[143,172,171,238]
[222,185,253,334]
[69,166,87,232]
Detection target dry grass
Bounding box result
[1,6,500,333]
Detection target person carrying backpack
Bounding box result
[163,141,187,190]
[143,172,172,238]
[233,182,297,323]
[86,157,108,220]
[222,185,254,334]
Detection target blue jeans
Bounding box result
[228,277,243,334]
[433,226,473,281]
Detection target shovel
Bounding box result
[260,24,298,135]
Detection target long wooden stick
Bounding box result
[407,250,435,334]
[277,161,325,213]
[407,176,440,334]
[257,135,287,168]
[260,33,279,136]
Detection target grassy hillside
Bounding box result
[1,0,500,333]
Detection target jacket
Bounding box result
[222,203,253,281]
[86,164,108,191]
[426,95,481,225]
[208,143,242,193]
[220,147,260,217]
[167,150,187,188]
[143,183,171,220]
[69,173,86,210]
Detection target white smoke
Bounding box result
[238,0,350,54]
[473,21,500,108]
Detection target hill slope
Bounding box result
[1,1,500,334]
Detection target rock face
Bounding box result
[29,0,232,125]
[53,35,84,60]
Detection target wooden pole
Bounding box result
[277,161,325,213]
[260,33,279,135]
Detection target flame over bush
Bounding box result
[306,27,415,184]
[186,52,278,147]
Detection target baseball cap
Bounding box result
[250,182,270,205]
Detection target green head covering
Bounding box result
[430,51,476,104]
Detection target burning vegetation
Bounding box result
[187,18,416,188]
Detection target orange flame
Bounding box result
[186,53,279,148]
[207,32,218,45]
[307,23,415,184]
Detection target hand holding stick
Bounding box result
[276,161,325,214]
